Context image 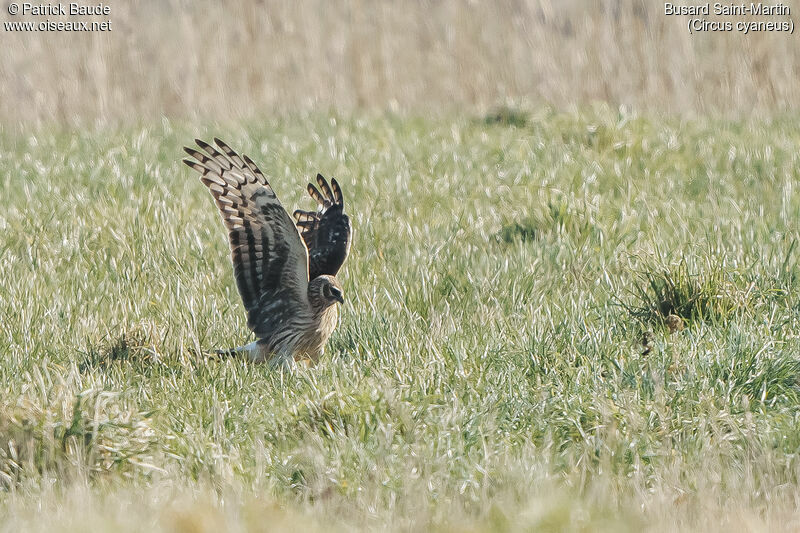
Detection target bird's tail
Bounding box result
[212,348,239,358]
[206,341,295,368]
[207,341,295,368]
[204,341,259,361]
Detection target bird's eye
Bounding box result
[323,285,331,297]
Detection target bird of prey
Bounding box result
[182,138,352,366]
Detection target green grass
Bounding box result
[2,107,800,531]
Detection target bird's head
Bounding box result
[308,275,344,311]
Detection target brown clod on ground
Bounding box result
[665,314,684,334]
[641,331,653,355]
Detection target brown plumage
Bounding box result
[182,138,351,366]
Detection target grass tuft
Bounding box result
[497,217,538,243]
[497,199,593,244]
[482,106,530,128]
[625,256,755,327]
[80,327,158,372]
[0,385,158,490]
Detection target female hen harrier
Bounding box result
[182,138,352,366]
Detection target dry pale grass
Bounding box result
[1,0,799,126]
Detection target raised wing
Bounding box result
[183,138,311,339]
[292,174,352,280]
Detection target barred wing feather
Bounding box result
[182,138,311,339]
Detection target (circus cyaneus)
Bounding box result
[182,138,352,366]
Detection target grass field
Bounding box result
[2,107,800,531]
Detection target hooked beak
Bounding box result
[335,293,345,305]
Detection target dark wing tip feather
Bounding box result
[330,178,343,206]
[316,174,333,203]
[214,138,238,156]
[183,159,205,172]
[183,146,208,161]
[196,138,223,157]
[307,183,325,205]
[293,209,317,219]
